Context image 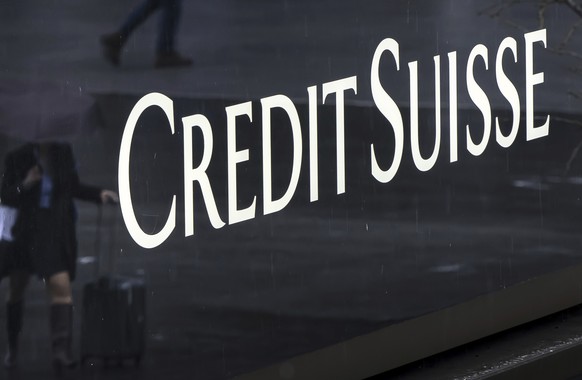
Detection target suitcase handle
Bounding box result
[93,204,120,280]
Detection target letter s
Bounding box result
[466,44,492,157]
[370,38,404,183]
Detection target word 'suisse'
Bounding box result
[119,29,549,248]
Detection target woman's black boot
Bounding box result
[4,301,23,369]
[50,304,77,373]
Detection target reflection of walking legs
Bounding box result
[119,0,160,41]
[154,0,192,68]
[100,0,192,68]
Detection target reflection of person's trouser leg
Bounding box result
[101,0,162,66]
[120,0,162,42]
[156,0,181,55]
[154,0,191,67]
[102,0,190,67]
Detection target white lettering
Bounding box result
[308,85,319,202]
[466,44,492,157]
[183,114,225,236]
[118,93,177,249]
[370,38,404,183]
[525,29,550,141]
[322,76,358,194]
[261,95,303,215]
[495,37,520,148]
[448,51,458,163]
[409,56,441,172]
[226,102,256,224]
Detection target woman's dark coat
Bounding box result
[0,142,102,280]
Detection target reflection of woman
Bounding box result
[101,0,192,68]
[0,142,118,371]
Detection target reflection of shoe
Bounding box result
[100,33,123,66]
[4,351,16,369]
[155,52,193,69]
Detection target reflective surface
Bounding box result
[1,1,582,379]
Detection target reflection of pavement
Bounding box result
[1,0,581,111]
[2,1,582,379]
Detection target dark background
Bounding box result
[1,1,582,379]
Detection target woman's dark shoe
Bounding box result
[4,348,17,369]
[50,304,77,374]
[4,301,23,369]
[100,33,124,66]
[4,351,16,369]
[154,51,193,69]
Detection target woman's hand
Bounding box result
[22,165,42,190]
[100,190,119,204]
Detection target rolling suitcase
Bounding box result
[80,205,146,367]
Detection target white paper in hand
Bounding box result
[0,205,18,242]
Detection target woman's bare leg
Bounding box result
[46,271,77,370]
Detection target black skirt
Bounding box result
[0,240,31,280]
[25,208,72,279]
[1,207,74,281]
[0,210,70,281]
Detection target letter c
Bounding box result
[118,92,177,249]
